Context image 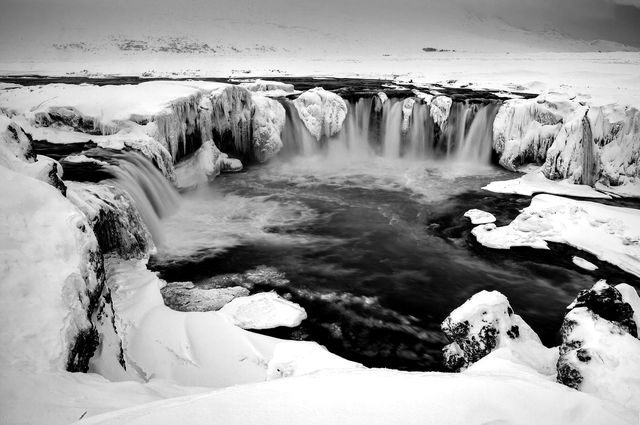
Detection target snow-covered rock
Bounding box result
[161,281,249,312]
[67,182,153,259]
[429,95,452,129]
[557,281,640,410]
[616,283,640,327]
[472,194,640,278]
[240,79,296,97]
[220,154,243,172]
[0,165,103,373]
[218,292,307,330]
[463,209,496,225]
[441,290,553,373]
[0,116,67,193]
[293,87,347,141]
[251,94,286,162]
[174,140,223,189]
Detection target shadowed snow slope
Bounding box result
[472,194,640,277]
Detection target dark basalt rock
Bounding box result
[569,281,637,337]
[66,326,100,373]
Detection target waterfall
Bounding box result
[279,95,501,165]
[105,152,181,246]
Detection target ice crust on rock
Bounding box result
[67,182,153,259]
[557,281,640,410]
[218,292,308,330]
[429,95,453,129]
[441,290,553,373]
[293,87,347,141]
[492,95,640,193]
[251,94,286,162]
[472,194,640,277]
[464,209,496,225]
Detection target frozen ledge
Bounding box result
[483,170,612,199]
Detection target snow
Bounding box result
[218,292,307,330]
[616,283,640,327]
[251,94,286,162]
[0,165,101,372]
[463,209,496,225]
[573,256,598,271]
[293,87,347,141]
[472,194,640,278]
[483,169,612,199]
[75,362,636,425]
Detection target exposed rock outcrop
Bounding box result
[441,290,549,372]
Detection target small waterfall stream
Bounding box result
[105,152,181,245]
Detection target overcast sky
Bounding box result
[1,0,639,56]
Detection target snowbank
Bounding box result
[483,169,611,199]
[75,363,635,425]
[0,165,103,372]
[472,194,640,277]
[441,290,554,373]
[557,281,640,410]
[463,209,496,225]
[293,87,347,141]
[218,292,307,330]
[251,94,286,162]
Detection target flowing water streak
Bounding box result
[106,152,181,246]
[280,95,501,166]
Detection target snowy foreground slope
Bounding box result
[1,78,640,424]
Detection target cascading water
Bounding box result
[105,152,181,246]
[280,95,501,165]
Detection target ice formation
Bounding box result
[251,94,286,162]
[161,282,250,312]
[174,140,224,189]
[293,87,348,141]
[218,292,308,330]
[572,256,598,271]
[472,194,640,277]
[240,79,296,97]
[493,95,640,191]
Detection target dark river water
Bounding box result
[149,156,640,371]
